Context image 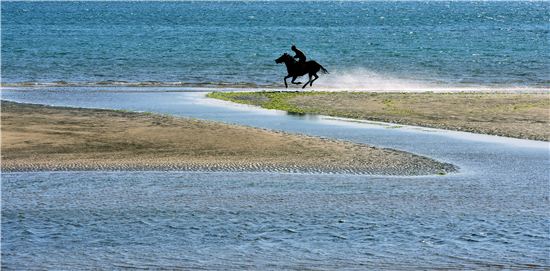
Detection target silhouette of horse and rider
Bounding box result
[275,45,328,89]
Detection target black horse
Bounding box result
[275,53,328,89]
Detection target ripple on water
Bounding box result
[2,171,549,269]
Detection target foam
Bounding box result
[310,68,550,93]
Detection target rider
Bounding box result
[291,45,306,64]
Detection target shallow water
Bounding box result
[2,1,549,90]
[1,87,549,269]
[3,171,548,270]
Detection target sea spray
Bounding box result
[313,68,436,91]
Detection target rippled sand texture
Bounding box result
[1,101,455,175]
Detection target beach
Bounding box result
[208,91,550,141]
[1,101,454,175]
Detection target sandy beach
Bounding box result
[208,91,550,141]
[1,101,455,175]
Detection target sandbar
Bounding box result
[208,91,549,141]
[1,101,455,175]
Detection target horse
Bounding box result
[274,53,328,89]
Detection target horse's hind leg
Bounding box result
[291,76,301,84]
[302,74,312,89]
[309,73,319,87]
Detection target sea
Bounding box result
[1,1,549,91]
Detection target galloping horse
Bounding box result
[275,53,328,89]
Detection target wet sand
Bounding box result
[0,101,455,175]
[208,91,550,141]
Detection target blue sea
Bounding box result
[1,1,549,90]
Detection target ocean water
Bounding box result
[2,1,549,90]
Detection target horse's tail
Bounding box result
[319,64,329,74]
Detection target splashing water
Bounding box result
[313,68,436,92]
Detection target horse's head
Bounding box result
[275,53,292,64]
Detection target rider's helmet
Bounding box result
[291,45,297,50]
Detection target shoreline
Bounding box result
[2,84,549,94]
[1,101,456,175]
[208,91,550,141]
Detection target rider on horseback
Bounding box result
[275,47,329,89]
[291,45,306,64]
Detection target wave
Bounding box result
[0,80,271,89]
[1,71,548,93]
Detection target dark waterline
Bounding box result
[1,87,549,269]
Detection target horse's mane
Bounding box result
[284,53,296,63]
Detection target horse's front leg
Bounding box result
[291,76,302,84]
[284,75,291,88]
